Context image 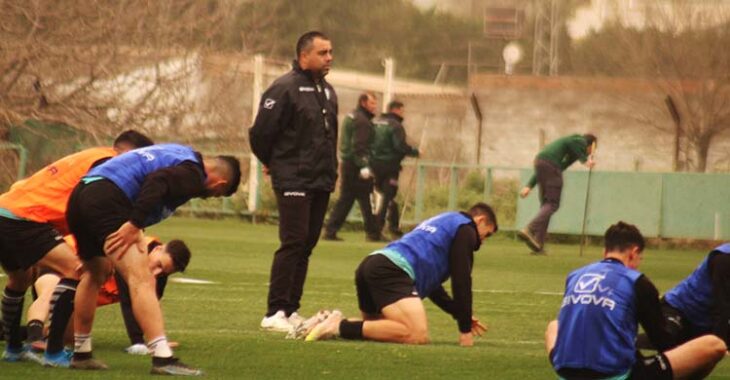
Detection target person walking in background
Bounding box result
[518,133,596,254]
[323,92,383,242]
[249,31,339,333]
[371,100,419,239]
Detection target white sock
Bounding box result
[74,333,92,353]
[147,336,173,358]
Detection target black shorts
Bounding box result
[636,300,701,351]
[630,352,673,380]
[660,298,705,345]
[0,216,63,271]
[355,253,417,314]
[554,352,673,380]
[66,179,132,261]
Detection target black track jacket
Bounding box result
[249,60,339,192]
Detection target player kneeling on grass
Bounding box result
[302,203,497,346]
[28,236,189,357]
[635,242,730,353]
[545,221,726,380]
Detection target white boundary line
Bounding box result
[169,277,218,285]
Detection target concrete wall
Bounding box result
[468,74,730,173]
[201,54,730,174]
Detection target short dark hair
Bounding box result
[358,92,376,106]
[296,31,329,58]
[387,100,404,112]
[604,221,644,253]
[216,155,241,196]
[584,133,597,148]
[113,130,154,149]
[166,239,191,273]
[468,202,498,232]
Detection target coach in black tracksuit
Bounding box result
[249,31,338,323]
[323,92,382,242]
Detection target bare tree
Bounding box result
[0,0,238,142]
[572,0,730,172]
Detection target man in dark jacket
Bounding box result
[249,31,339,333]
[371,100,419,238]
[323,92,382,242]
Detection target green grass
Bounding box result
[2,217,730,379]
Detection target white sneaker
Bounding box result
[286,310,331,340]
[305,310,343,341]
[260,310,293,332]
[288,312,304,327]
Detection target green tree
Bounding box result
[227,0,487,82]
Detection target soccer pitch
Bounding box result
[2,217,730,379]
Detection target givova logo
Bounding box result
[573,273,605,293]
[415,224,437,234]
[135,149,156,161]
[562,272,616,311]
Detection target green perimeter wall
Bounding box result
[516,170,730,240]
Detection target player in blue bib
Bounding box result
[46,144,241,376]
[546,222,726,380]
[303,203,497,346]
[635,243,730,351]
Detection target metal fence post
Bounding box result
[248,54,264,218]
[414,163,425,221]
[223,197,233,214]
[483,167,493,203]
[17,144,27,179]
[657,174,664,238]
[382,58,395,113]
[448,165,458,210]
[715,212,721,240]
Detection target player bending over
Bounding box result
[28,236,189,356]
[0,130,152,363]
[302,203,497,346]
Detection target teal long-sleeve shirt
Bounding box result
[526,134,589,188]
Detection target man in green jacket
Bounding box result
[323,92,383,242]
[370,101,419,238]
[518,134,596,253]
